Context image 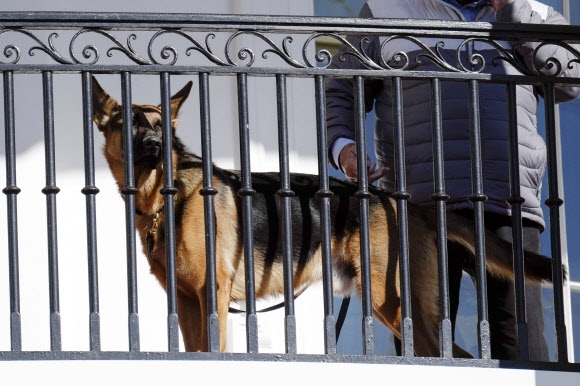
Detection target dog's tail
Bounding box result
[442,212,564,284]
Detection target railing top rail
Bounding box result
[1,11,580,41]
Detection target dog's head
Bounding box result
[91,76,193,171]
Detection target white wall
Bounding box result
[0,0,325,354]
[4,359,580,386]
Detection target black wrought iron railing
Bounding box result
[0,12,579,372]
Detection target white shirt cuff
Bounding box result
[331,137,356,171]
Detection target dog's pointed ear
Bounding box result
[170,81,193,120]
[92,76,120,130]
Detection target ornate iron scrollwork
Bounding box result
[0,29,73,64]
[148,30,229,66]
[225,31,307,68]
[70,29,151,65]
[0,24,579,78]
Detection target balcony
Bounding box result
[0,11,579,384]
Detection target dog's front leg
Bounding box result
[216,279,232,352]
[176,291,206,352]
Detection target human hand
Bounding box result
[490,0,513,12]
[338,142,389,184]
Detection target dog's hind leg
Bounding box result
[452,343,472,358]
[177,291,207,352]
[411,313,472,358]
[409,233,474,358]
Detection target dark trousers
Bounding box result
[395,211,550,360]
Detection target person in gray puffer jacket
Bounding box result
[326,0,580,360]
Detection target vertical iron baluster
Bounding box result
[275,74,297,354]
[199,72,220,353]
[353,76,374,356]
[506,81,528,360]
[81,71,101,351]
[42,71,62,352]
[237,73,259,353]
[120,72,140,352]
[3,70,22,352]
[159,72,180,352]
[543,82,568,363]
[314,75,337,355]
[467,79,490,359]
[430,78,452,358]
[392,76,413,357]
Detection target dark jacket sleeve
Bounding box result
[325,3,382,169]
[497,0,580,102]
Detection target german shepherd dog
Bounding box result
[91,76,556,357]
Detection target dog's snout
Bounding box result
[134,133,162,169]
[143,135,161,152]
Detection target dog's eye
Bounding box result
[132,116,138,127]
[154,121,162,131]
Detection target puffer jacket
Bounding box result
[326,0,580,229]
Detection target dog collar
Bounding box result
[144,206,164,259]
